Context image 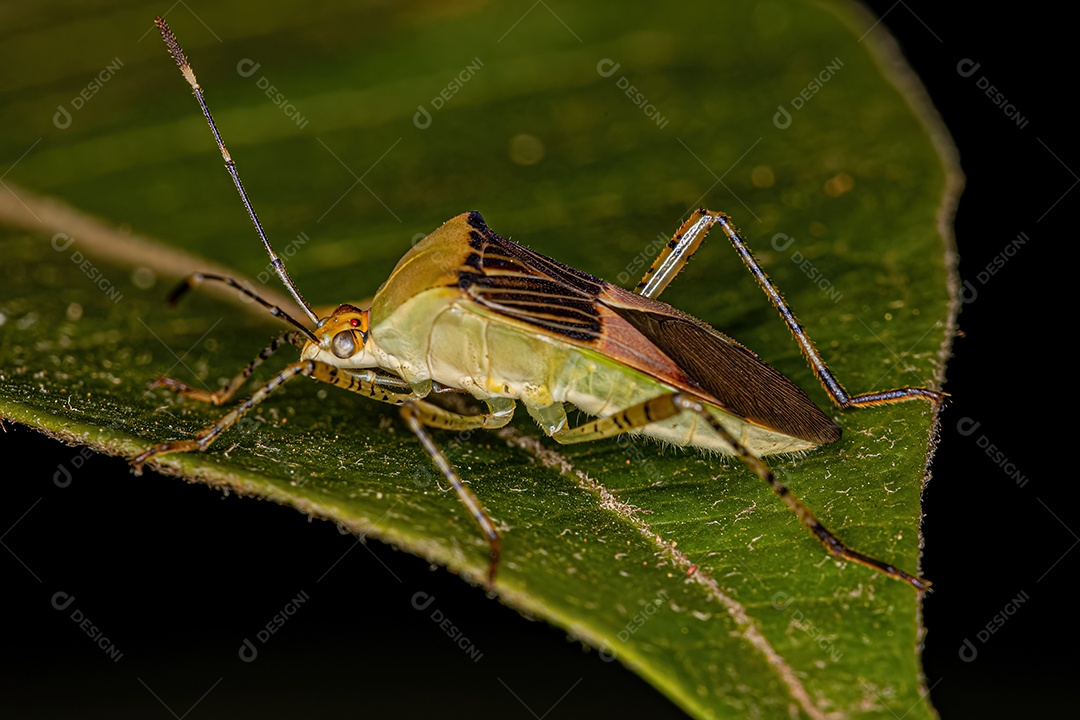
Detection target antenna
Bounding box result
[155,16,319,324]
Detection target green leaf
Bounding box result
[1,2,958,718]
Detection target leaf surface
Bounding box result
[0,2,959,717]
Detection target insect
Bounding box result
[134,17,943,591]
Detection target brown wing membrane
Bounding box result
[603,286,841,445]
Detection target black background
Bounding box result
[3,3,1066,718]
[859,3,1066,715]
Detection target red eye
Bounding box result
[350,318,360,328]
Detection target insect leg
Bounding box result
[547,392,930,590]
[638,209,943,406]
[151,331,307,406]
[406,396,517,432]
[133,359,318,472]
[131,360,419,472]
[634,209,716,298]
[714,210,945,407]
[706,209,943,408]
[271,372,510,584]
[400,401,514,588]
[135,355,509,586]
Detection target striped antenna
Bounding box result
[155,16,319,324]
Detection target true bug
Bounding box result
[134,17,943,591]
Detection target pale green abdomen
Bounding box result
[371,290,815,457]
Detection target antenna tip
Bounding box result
[155,16,197,85]
[155,16,171,39]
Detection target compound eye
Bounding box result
[331,330,358,359]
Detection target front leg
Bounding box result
[150,331,307,406]
[130,360,420,473]
[134,360,514,589]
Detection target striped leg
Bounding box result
[134,356,514,587]
[640,209,944,408]
[151,331,307,406]
[547,391,930,591]
[633,210,715,299]
[705,210,945,407]
[400,397,517,588]
[131,360,419,472]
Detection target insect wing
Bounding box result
[601,286,841,445]
[457,216,605,342]
[459,213,840,445]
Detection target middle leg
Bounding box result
[399,397,516,588]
